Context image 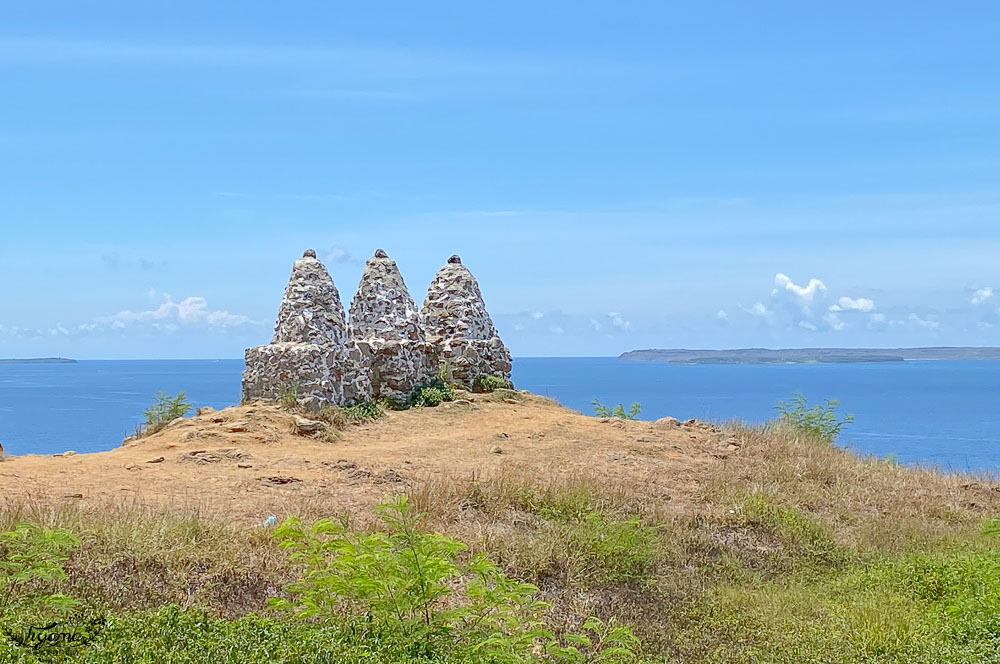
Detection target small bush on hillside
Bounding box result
[344,400,384,423]
[271,497,640,662]
[143,391,192,435]
[592,400,641,420]
[278,383,299,411]
[474,374,514,393]
[408,378,456,408]
[0,523,79,617]
[315,405,349,430]
[775,392,854,444]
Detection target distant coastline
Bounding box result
[618,347,1000,364]
[0,357,77,364]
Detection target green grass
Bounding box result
[4,411,1000,662]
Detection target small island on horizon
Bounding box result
[619,347,1000,364]
[0,357,77,364]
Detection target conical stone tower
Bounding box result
[420,255,512,388]
[348,249,435,403]
[243,250,372,407]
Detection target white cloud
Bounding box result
[532,311,544,320]
[94,295,255,330]
[773,273,826,307]
[742,273,878,332]
[607,312,631,331]
[549,325,565,335]
[829,296,875,313]
[908,313,940,329]
[972,287,994,305]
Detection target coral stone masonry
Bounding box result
[419,255,513,389]
[242,249,511,406]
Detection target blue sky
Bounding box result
[2,1,999,359]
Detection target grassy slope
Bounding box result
[2,405,999,663]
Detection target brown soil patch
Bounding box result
[0,393,728,523]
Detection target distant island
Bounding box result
[618,347,1000,364]
[0,357,77,364]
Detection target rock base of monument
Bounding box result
[243,343,372,408]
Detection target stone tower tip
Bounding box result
[374,248,388,259]
[447,254,462,264]
[303,249,317,259]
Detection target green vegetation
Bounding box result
[344,399,385,423]
[0,523,79,617]
[775,392,854,443]
[272,497,639,663]
[591,399,641,420]
[278,382,300,411]
[4,399,1000,662]
[473,374,514,393]
[408,378,456,408]
[141,391,191,436]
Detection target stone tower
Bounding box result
[242,250,371,407]
[420,255,512,388]
[348,249,436,403]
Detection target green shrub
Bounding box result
[775,392,854,444]
[142,392,192,436]
[344,400,384,423]
[278,383,299,411]
[474,374,514,393]
[0,523,79,617]
[592,400,641,420]
[408,379,456,408]
[315,405,349,430]
[271,497,641,662]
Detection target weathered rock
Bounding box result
[419,255,512,388]
[348,250,436,402]
[655,417,681,428]
[293,416,324,435]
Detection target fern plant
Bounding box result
[0,523,79,618]
[142,391,192,435]
[592,399,641,420]
[775,392,854,444]
[271,497,640,662]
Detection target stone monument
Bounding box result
[419,255,512,389]
[242,250,372,407]
[348,249,436,403]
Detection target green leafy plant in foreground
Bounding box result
[775,392,854,444]
[271,496,639,663]
[142,391,192,436]
[0,523,79,618]
[592,400,641,420]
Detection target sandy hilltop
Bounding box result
[0,392,727,523]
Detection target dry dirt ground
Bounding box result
[0,394,735,524]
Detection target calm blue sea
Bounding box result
[1,358,999,472]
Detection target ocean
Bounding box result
[1,358,999,472]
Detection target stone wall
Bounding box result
[242,249,511,406]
